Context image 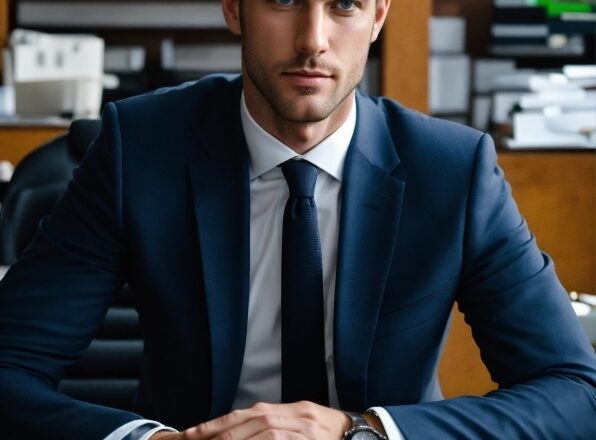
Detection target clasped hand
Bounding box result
[152,401,351,440]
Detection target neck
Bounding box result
[243,81,354,155]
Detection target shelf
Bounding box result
[15,1,226,29]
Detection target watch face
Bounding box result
[352,431,380,440]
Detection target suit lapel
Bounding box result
[188,82,405,414]
[188,78,251,418]
[334,94,405,410]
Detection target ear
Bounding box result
[222,0,242,35]
[370,0,391,43]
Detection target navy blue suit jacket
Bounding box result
[0,75,594,439]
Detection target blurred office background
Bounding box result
[0,0,593,403]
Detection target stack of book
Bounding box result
[159,39,242,86]
[489,0,595,68]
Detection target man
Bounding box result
[0,0,594,438]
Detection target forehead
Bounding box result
[238,0,377,8]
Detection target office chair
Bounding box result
[0,119,143,411]
[0,119,100,264]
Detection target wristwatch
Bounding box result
[342,411,388,440]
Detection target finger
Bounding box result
[187,407,258,439]
[248,429,308,440]
[187,414,313,440]
[221,414,318,440]
[186,402,323,439]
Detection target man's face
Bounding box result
[226,0,387,124]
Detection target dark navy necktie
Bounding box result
[280,159,329,405]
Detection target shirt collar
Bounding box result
[241,92,356,182]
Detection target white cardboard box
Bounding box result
[430,17,466,54]
[9,29,104,118]
[429,54,470,114]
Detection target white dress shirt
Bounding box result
[105,93,404,440]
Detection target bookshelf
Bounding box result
[0,0,429,165]
[430,0,596,397]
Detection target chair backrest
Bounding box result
[0,134,75,264]
[59,284,142,411]
[0,119,101,264]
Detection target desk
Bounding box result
[0,120,69,166]
[497,149,595,293]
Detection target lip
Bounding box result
[282,70,333,87]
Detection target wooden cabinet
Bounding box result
[498,149,595,294]
[0,123,67,165]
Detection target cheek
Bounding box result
[333,35,370,65]
[247,20,293,53]
[246,11,291,37]
[331,21,373,53]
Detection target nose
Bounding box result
[294,6,329,55]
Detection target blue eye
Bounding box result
[336,0,355,10]
[276,0,295,5]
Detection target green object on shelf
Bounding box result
[534,0,593,17]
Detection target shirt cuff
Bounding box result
[368,407,406,440]
[103,419,178,440]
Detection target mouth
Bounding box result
[282,70,333,88]
[283,70,333,78]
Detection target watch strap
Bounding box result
[343,411,388,440]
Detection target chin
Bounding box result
[281,97,336,123]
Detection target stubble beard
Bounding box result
[241,43,369,124]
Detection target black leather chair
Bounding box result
[0,119,100,264]
[59,284,142,411]
[0,119,142,411]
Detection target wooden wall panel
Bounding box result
[382,0,430,113]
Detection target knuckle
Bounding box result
[259,414,277,428]
[222,409,241,423]
[298,401,318,419]
[219,431,235,440]
[252,401,269,413]
[295,400,309,410]
[193,424,209,436]
[263,429,282,440]
[303,418,318,434]
[230,409,243,418]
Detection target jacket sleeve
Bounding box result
[386,134,596,439]
[0,103,142,438]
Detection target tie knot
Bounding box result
[281,160,318,198]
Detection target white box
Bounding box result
[11,30,103,82]
[429,54,470,114]
[472,95,492,131]
[9,29,104,118]
[473,59,516,93]
[430,17,466,54]
[492,91,525,124]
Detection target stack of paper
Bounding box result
[504,65,596,149]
